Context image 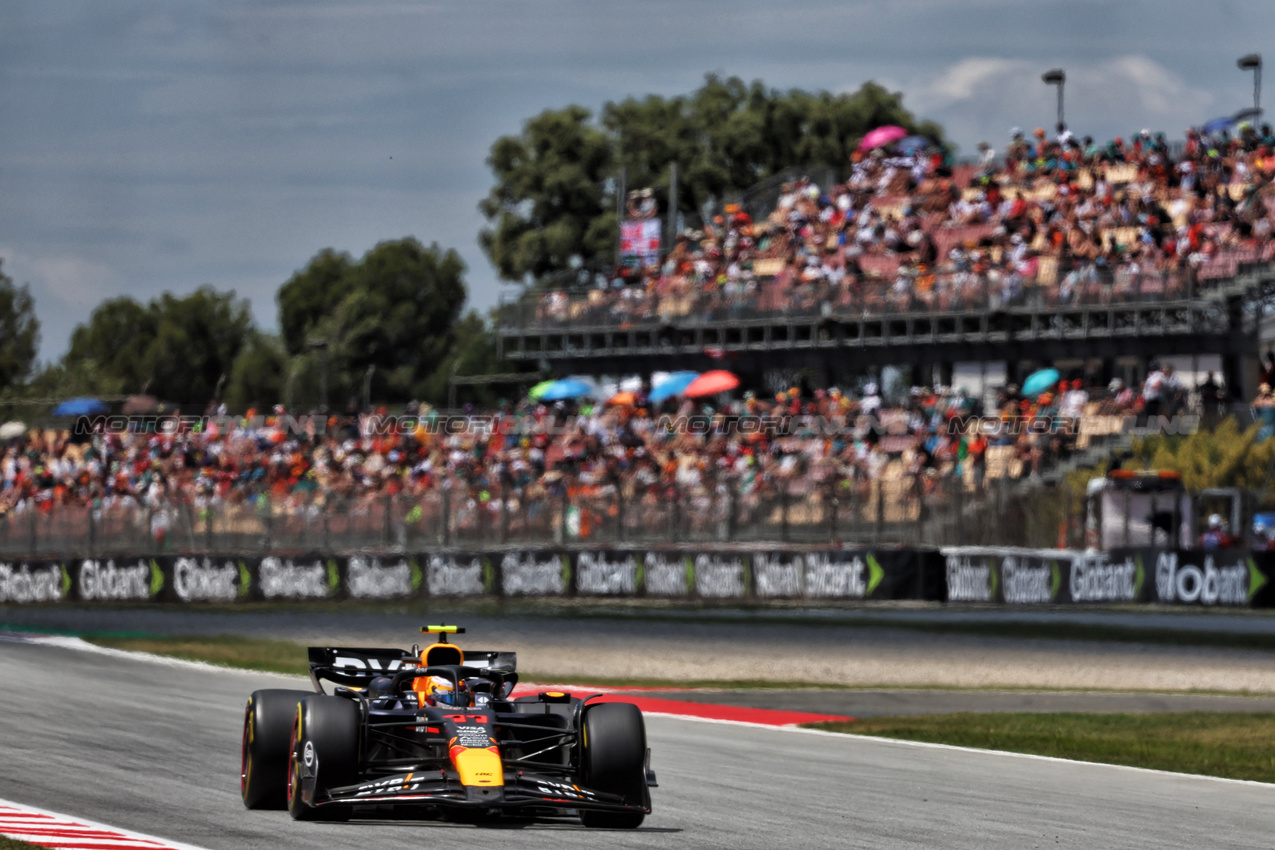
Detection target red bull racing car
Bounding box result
[240,625,654,828]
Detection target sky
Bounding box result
[2,0,1273,362]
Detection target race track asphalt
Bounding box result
[1,638,1273,849]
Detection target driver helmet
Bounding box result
[426,676,471,707]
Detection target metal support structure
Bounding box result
[1239,54,1262,115]
[1042,69,1066,128]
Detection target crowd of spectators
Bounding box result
[523,120,1275,327]
[0,372,1163,545]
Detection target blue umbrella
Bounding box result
[538,378,593,401]
[52,397,109,416]
[895,135,931,154]
[1021,369,1060,398]
[1200,116,1236,134]
[648,371,699,403]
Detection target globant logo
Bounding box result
[501,552,566,596]
[174,557,244,602]
[1001,557,1057,605]
[347,556,418,599]
[79,559,155,601]
[1070,555,1140,602]
[642,552,689,596]
[426,555,485,597]
[575,551,638,595]
[0,562,67,603]
[259,557,330,600]
[945,556,992,602]
[1154,553,1249,606]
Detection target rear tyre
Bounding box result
[579,702,647,829]
[241,689,311,809]
[287,695,361,821]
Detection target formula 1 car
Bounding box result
[240,625,654,828]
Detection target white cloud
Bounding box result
[903,55,1215,153]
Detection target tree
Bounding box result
[276,238,470,405]
[478,105,618,285]
[0,260,40,393]
[61,286,255,405]
[482,76,946,286]
[225,331,287,411]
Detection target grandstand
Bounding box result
[6,122,1275,556]
[498,127,1275,397]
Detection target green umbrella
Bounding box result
[528,380,556,401]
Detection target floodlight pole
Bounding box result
[1042,69,1066,128]
[1238,54,1262,114]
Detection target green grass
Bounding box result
[88,634,312,676]
[814,712,1275,783]
[0,836,46,850]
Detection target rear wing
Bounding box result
[307,646,517,691]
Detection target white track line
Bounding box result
[0,799,210,850]
[13,632,1275,791]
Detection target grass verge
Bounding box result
[88,634,311,676]
[0,836,46,850]
[813,712,1275,783]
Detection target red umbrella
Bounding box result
[683,370,740,398]
[859,125,908,151]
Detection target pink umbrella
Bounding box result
[683,370,740,398]
[859,125,908,151]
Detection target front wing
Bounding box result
[308,769,649,816]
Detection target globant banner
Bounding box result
[11,547,1267,607]
[0,548,945,605]
[941,547,1275,607]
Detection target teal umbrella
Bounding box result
[1022,368,1060,398]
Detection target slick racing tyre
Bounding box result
[579,702,647,829]
[287,695,360,821]
[241,689,312,809]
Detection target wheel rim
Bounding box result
[286,715,299,807]
[240,709,251,796]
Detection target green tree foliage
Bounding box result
[225,331,287,411]
[478,105,617,285]
[276,238,469,405]
[1127,418,1275,500]
[0,260,41,393]
[481,75,945,284]
[61,286,254,406]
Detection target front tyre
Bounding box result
[579,702,647,829]
[241,689,311,809]
[287,696,360,821]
